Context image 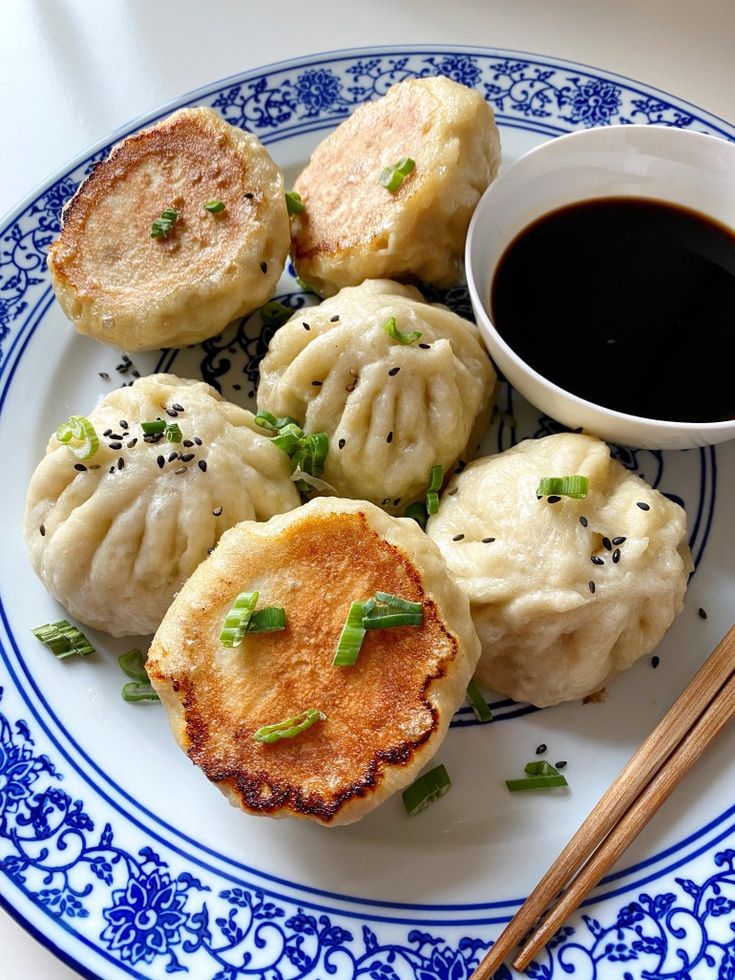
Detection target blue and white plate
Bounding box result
[1,46,733,980]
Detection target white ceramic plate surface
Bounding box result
[0,46,733,980]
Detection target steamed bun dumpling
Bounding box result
[290,76,501,296]
[25,374,300,637]
[256,280,496,511]
[427,433,692,707]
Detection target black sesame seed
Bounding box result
[612,536,626,546]
[535,743,547,755]
[207,546,215,554]
[119,420,129,430]
[602,536,612,550]
[126,438,138,448]
[579,516,588,527]
[338,438,346,449]
[132,369,140,378]
[183,439,194,448]
[244,192,254,199]
[330,315,340,322]
[303,322,311,330]
[381,498,390,505]
[448,487,458,496]
[109,465,115,474]
[198,460,207,472]
[591,556,604,565]
[233,383,241,390]
[166,408,178,418]
[482,537,496,544]
[98,372,110,381]
[698,607,708,620]
[194,437,203,446]
[547,495,562,504]
[74,463,87,472]
[109,441,122,450]
[117,457,125,470]
[172,403,184,412]
[388,367,400,377]
[612,548,621,564]
[156,456,164,468]
[651,655,660,669]
[589,580,596,594]
[248,390,255,398]
[260,261,268,274]
[180,453,195,463]
[386,431,393,444]
[418,343,431,349]
[174,466,187,475]
[555,760,568,770]
[452,533,465,541]
[39,524,46,536]
[168,452,178,463]
[456,460,466,473]
[213,506,223,516]
[636,501,650,511]
[311,380,323,387]
[103,428,112,437]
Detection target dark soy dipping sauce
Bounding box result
[490,198,735,422]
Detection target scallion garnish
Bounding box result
[295,276,317,294]
[32,620,95,659]
[404,501,428,530]
[333,601,367,666]
[254,411,300,432]
[505,774,568,792]
[361,593,423,630]
[119,648,160,702]
[55,415,99,460]
[466,679,493,723]
[256,409,329,494]
[165,422,183,443]
[203,200,226,213]
[536,476,589,499]
[253,707,325,743]
[272,423,306,457]
[290,468,339,494]
[141,420,167,435]
[375,592,423,612]
[247,607,287,633]
[379,157,416,193]
[427,464,444,515]
[285,191,305,215]
[260,301,293,328]
[151,208,179,239]
[383,316,422,345]
[292,431,329,491]
[220,591,259,647]
[402,764,451,815]
[524,760,559,777]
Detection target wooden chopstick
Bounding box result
[514,662,735,969]
[470,624,735,980]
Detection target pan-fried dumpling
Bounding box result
[256,280,496,512]
[147,497,481,825]
[25,374,300,637]
[290,76,501,296]
[427,433,692,707]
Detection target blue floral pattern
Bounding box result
[0,48,732,978]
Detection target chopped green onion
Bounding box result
[402,764,451,815]
[363,593,423,629]
[220,591,259,647]
[285,191,305,215]
[290,468,339,494]
[203,200,226,213]
[260,301,293,328]
[151,208,179,239]
[333,601,367,666]
[292,431,329,487]
[524,760,559,777]
[254,411,300,432]
[383,316,422,345]
[295,276,317,294]
[505,775,568,792]
[375,592,423,613]
[466,679,493,722]
[363,611,423,629]
[404,501,428,530]
[536,476,590,499]
[165,422,182,443]
[55,415,99,460]
[141,419,167,434]
[254,707,326,743]
[32,620,95,659]
[272,422,306,457]
[247,607,287,633]
[379,156,416,193]
[426,464,444,515]
[122,682,161,702]
[119,648,149,683]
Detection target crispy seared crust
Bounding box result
[48,107,289,350]
[147,499,480,825]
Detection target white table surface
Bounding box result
[2,0,734,975]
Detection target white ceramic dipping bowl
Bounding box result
[465,125,735,449]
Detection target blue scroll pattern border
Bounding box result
[0,49,731,978]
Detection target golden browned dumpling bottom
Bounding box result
[147,507,465,824]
